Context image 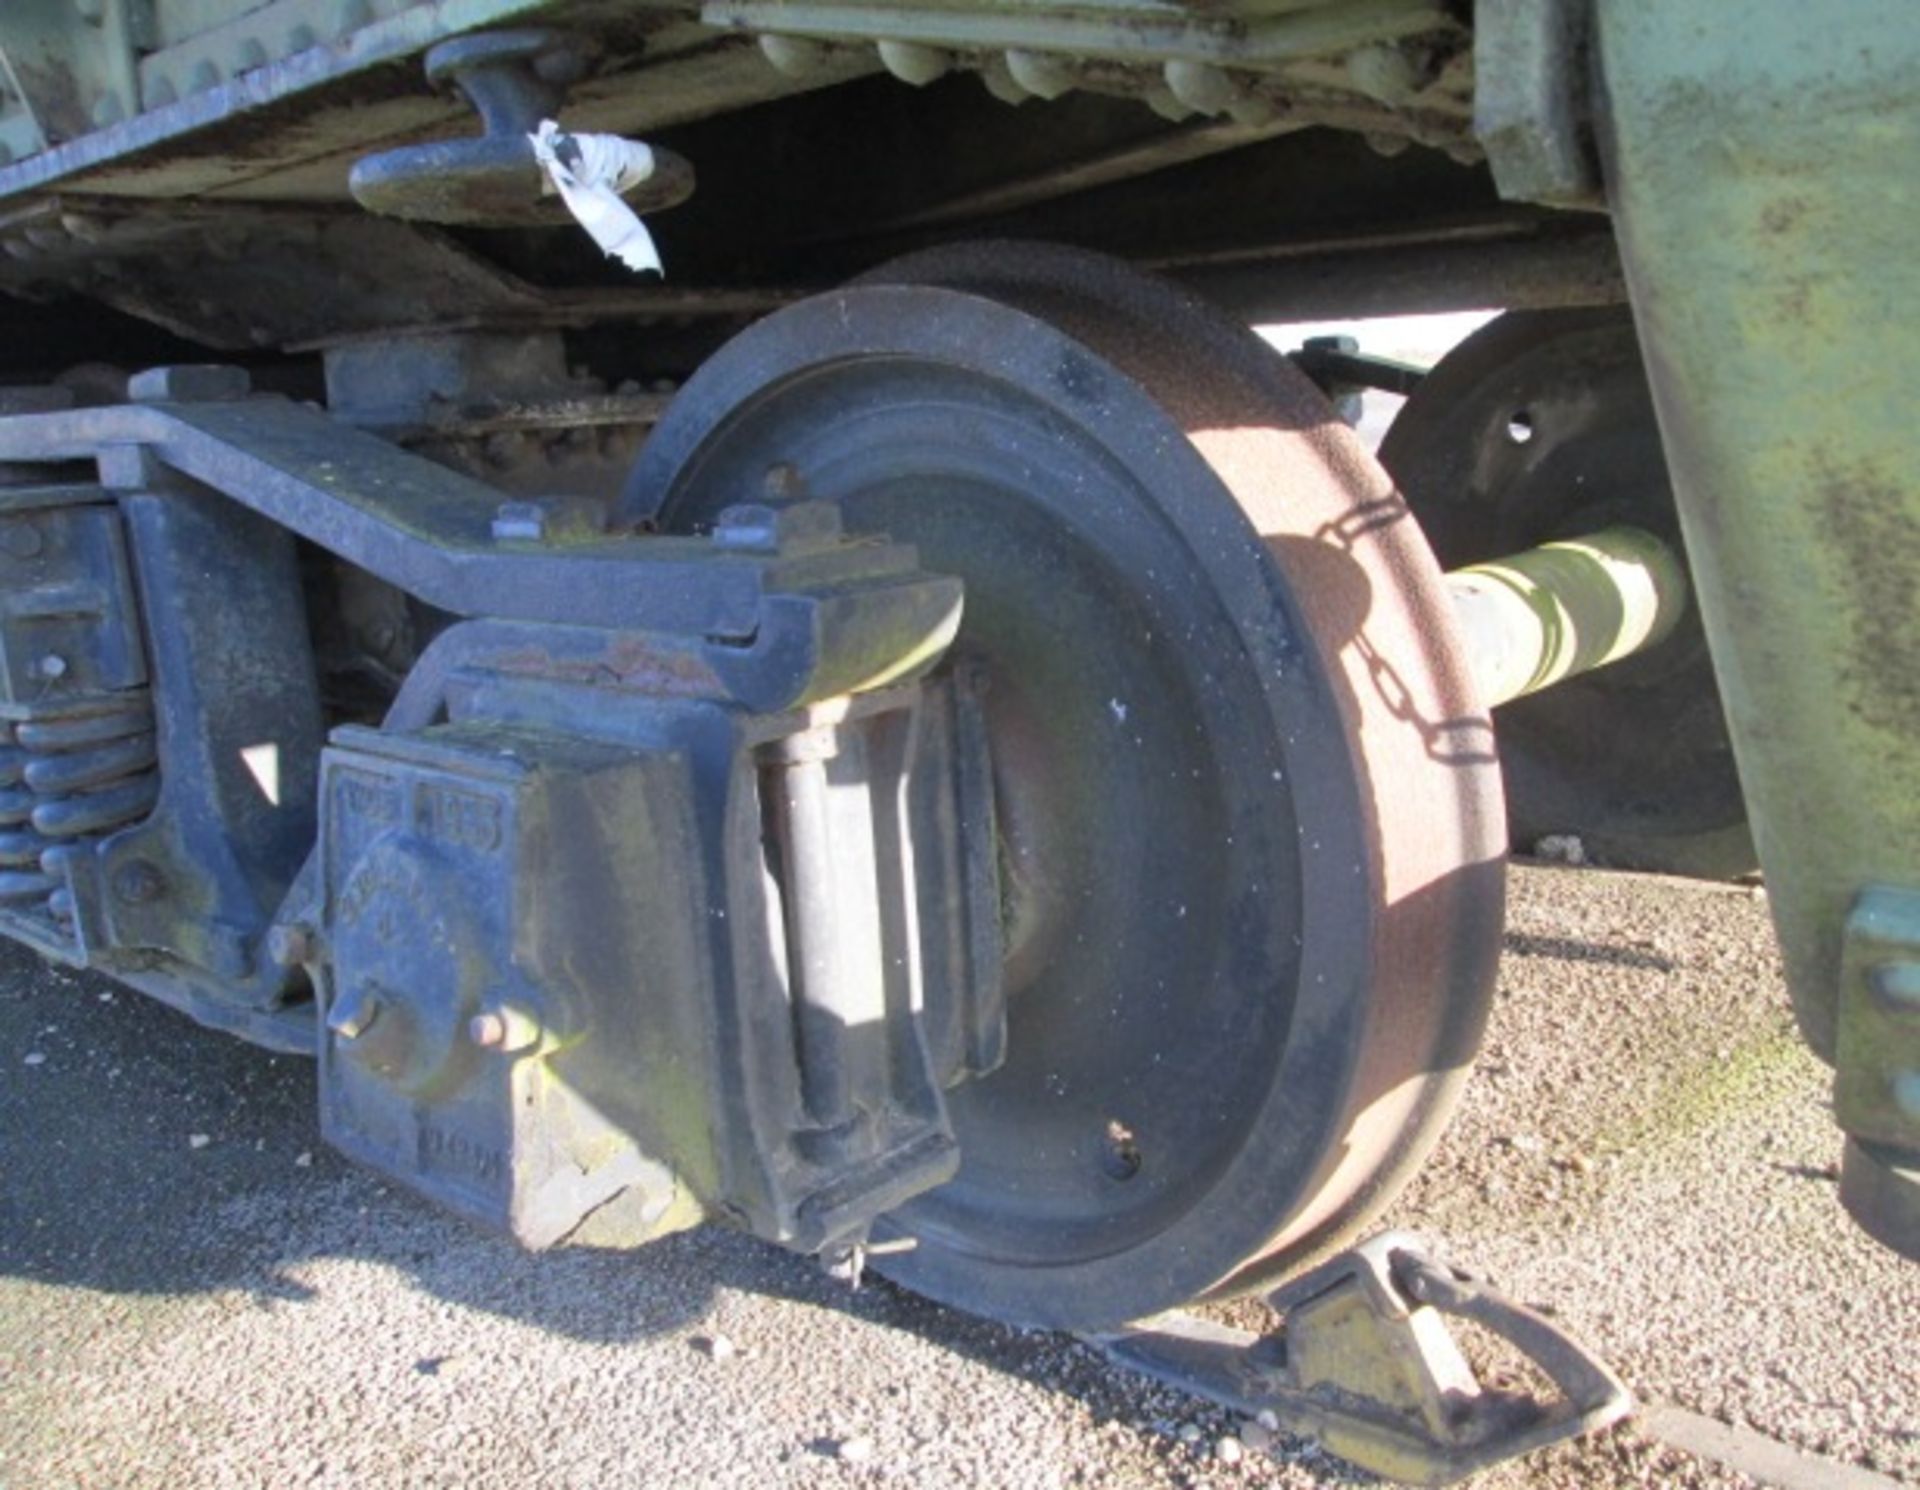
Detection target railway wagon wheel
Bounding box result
[1379,309,1757,880]
[627,245,1507,1329]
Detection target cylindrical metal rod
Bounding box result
[1446,526,1689,710]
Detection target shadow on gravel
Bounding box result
[0,932,1366,1478]
[1504,930,1676,972]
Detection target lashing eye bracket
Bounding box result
[1084,1230,1631,1486]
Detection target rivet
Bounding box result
[1895,1070,1920,1120]
[1142,84,1194,123]
[758,34,829,78]
[332,0,375,41]
[1871,962,1920,1013]
[1345,43,1419,106]
[977,54,1030,105]
[1004,49,1075,101]
[1164,59,1234,116]
[1,521,42,558]
[877,39,951,88]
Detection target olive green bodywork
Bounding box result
[1591,0,1920,1248]
[0,0,1915,1256]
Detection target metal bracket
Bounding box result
[0,379,963,714]
[1087,1232,1631,1487]
[1473,0,1604,210]
[1835,887,1920,1259]
[348,29,695,229]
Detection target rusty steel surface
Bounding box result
[628,244,1506,1326]
[1092,1234,1631,1486]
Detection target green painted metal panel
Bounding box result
[1595,0,1920,1239]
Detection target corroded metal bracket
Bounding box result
[1086,1232,1631,1487]
[0,377,963,714]
[1472,0,1602,210]
[1836,888,1920,1256]
[348,29,695,228]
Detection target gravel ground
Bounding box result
[2,863,1915,1489]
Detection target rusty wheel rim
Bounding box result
[628,245,1504,1328]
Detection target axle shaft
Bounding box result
[1445,526,1689,710]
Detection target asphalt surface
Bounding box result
[2,862,1916,1489]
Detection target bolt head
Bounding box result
[267,922,315,966]
[711,500,843,554]
[468,1011,509,1048]
[762,461,807,500]
[111,859,166,905]
[128,365,253,404]
[491,500,547,543]
[327,987,381,1041]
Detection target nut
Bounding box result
[266,922,316,967]
[128,364,253,404]
[490,500,547,543]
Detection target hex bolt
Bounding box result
[327,986,381,1040]
[111,859,166,906]
[711,500,843,554]
[469,1006,539,1052]
[267,922,317,967]
[762,461,807,500]
[128,365,254,404]
[491,500,547,543]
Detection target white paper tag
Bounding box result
[528,119,664,276]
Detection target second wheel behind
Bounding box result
[1379,308,1756,880]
